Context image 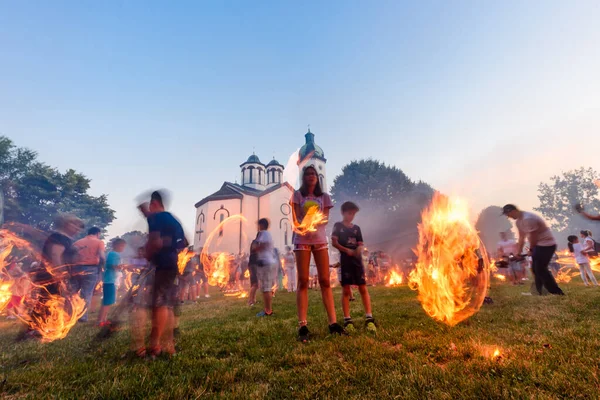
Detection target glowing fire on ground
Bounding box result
[292,205,327,236]
[408,193,489,326]
[244,270,250,279]
[385,270,404,286]
[494,274,506,281]
[0,281,13,311]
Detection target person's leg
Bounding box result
[295,250,311,326]
[98,305,109,324]
[150,306,169,350]
[149,270,176,353]
[534,246,564,295]
[342,285,352,319]
[262,291,273,314]
[579,264,590,285]
[79,266,97,322]
[357,284,372,315]
[313,249,337,325]
[583,263,598,285]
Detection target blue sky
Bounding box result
[1,1,599,238]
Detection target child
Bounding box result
[98,238,126,326]
[331,201,376,333]
[255,218,275,317]
[568,235,598,286]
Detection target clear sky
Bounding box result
[1,1,599,238]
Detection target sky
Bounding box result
[1,1,599,239]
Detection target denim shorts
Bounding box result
[294,243,328,252]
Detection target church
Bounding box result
[193,128,327,254]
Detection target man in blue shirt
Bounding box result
[144,191,188,357]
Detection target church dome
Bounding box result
[267,158,283,167]
[298,129,325,163]
[245,154,262,164]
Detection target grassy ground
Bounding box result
[1,280,600,399]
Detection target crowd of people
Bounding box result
[4,165,600,358]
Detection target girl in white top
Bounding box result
[580,230,597,257]
[568,235,598,286]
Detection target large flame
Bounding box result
[0,281,12,311]
[0,229,85,341]
[385,269,404,286]
[292,205,327,236]
[408,193,489,326]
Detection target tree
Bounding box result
[475,206,514,257]
[108,230,147,259]
[0,136,115,234]
[535,167,600,244]
[330,159,435,260]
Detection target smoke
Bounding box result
[282,148,300,189]
[344,190,433,262]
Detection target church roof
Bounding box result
[240,154,264,167]
[194,181,294,208]
[267,158,283,167]
[298,129,326,164]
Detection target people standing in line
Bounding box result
[292,165,344,342]
[331,201,376,333]
[254,218,276,317]
[283,246,296,292]
[502,204,564,296]
[98,238,126,326]
[72,227,106,322]
[567,235,598,286]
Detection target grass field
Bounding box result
[1,281,600,399]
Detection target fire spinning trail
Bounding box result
[408,193,490,326]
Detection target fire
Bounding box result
[177,248,195,275]
[408,193,489,326]
[21,292,86,342]
[200,215,247,289]
[0,281,13,311]
[494,274,506,282]
[492,348,502,360]
[282,271,288,290]
[386,270,404,286]
[292,205,327,236]
[244,269,250,278]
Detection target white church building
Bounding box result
[193,128,327,254]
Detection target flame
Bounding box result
[492,348,501,359]
[408,193,489,326]
[200,215,247,289]
[385,269,404,286]
[244,269,250,279]
[177,248,195,275]
[494,274,506,281]
[292,205,327,236]
[282,271,288,289]
[0,281,13,311]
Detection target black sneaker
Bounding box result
[328,322,347,336]
[298,325,310,343]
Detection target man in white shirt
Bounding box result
[502,204,564,296]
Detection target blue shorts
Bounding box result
[102,283,116,306]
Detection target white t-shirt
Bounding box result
[497,240,518,256]
[573,242,589,264]
[516,212,556,247]
[256,231,275,265]
[583,237,595,253]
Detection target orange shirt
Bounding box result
[73,236,105,266]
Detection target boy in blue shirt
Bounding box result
[98,239,126,326]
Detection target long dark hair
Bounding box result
[567,235,578,253]
[299,165,324,197]
[580,230,591,237]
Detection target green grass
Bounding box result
[1,281,600,399]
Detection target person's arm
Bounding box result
[320,207,331,226]
[98,242,106,266]
[582,239,593,253]
[331,235,353,256]
[516,231,526,255]
[581,211,600,221]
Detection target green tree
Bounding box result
[0,136,115,234]
[535,167,600,243]
[475,206,515,257]
[330,159,435,259]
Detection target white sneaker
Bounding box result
[204,294,211,298]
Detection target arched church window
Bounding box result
[219,213,224,237]
[248,166,254,184]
